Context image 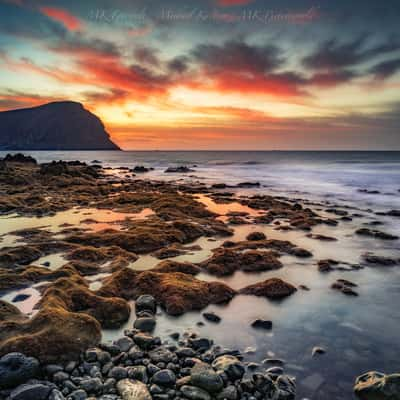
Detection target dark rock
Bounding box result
[3,154,37,164]
[164,166,194,173]
[355,228,398,240]
[9,383,51,400]
[114,337,134,352]
[109,366,128,381]
[246,232,266,241]
[190,361,223,393]
[134,317,156,332]
[133,166,150,173]
[251,319,273,330]
[181,385,211,400]
[212,355,245,381]
[236,182,260,188]
[362,253,398,266]
[0,352,40,389]
[152,369,176,386]
[202,312,221,323]
[312,347,326,356]
[189,338,213,351]
[68,389,88,400]
[11,294,30,303]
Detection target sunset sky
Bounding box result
[0,0,400,150]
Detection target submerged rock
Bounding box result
[251,319,273,330]
[190,361,224,393]
[354,371,400,400]
[355,228,398,240]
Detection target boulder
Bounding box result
[135,295,157,315]
[0,352,40,389]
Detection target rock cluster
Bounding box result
[0,295,296,400]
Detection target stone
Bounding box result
[149,347,175,364]
[251,319,273,330]
[212,355,245,381]
[134,317,156,332]
[202,312,221,323]
[127,365,148,383]
[117,379,152,400]
[135,295,157,315]
[68,389,88,400]
[190,361,224,393]
[217,385,238,400]
[354,371,400,400]
[80,377,103,394]
[181,385,212,400]
[109,366,128,380]
[0,352,40,389]
[9,383,52,400]
[189,338,213,351]
[114,337,134,352]
[152,369,176,386]
[312,347,326,356]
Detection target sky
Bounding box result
[0,0,400,150]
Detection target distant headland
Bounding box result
[0,101,120,151]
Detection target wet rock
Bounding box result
[135,295,157,315]
[318,259,339,272]
[306,233,337,241]
[217,385,238,399]
[200,248,283,276]
[115,337,134,352]
[212,355,245,381]
[117,379,152,400]
[202,312,221,323]
[355,228,398,240]
[68,389,87,400]
[181,385,211,400]
[189,338,212,351]
[362,253,398,266]
[386,209,400,217]
[246,232,266,241]
[190,361,224,393]
[236,182,260,188]
[152,369,176,386]
[149,347,174,364]
[127,365,148,383]
[251,319,273,330]
[312,347,326,356]
[109,366,128,381]
[240,278,297,300]
[354,371,400,400]
[332,279,359,296]
[4,154,37,164]
[134,317,156,332]
[153,260,201,275]
[133,166,150,173]
[9,383,52,400]
[164,166,194,173]
[0,352,40,389]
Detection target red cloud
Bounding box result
[39,7,81,31]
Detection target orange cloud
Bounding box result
[39,7,82,31]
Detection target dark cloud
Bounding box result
[192,40,283,74]
[303,35,400,70]
[133,46,160,67]
[370,58,400,80]
[167,56,190,74]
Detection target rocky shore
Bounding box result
[0,154,399,399]
[0,294,297,400]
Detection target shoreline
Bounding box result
[0,154,399,400]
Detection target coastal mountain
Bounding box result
[0,101,120,150]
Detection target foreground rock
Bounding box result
[354,371,400,400]
[240,278,297,300]
[0,353,40,389]
[0,295,297,399]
